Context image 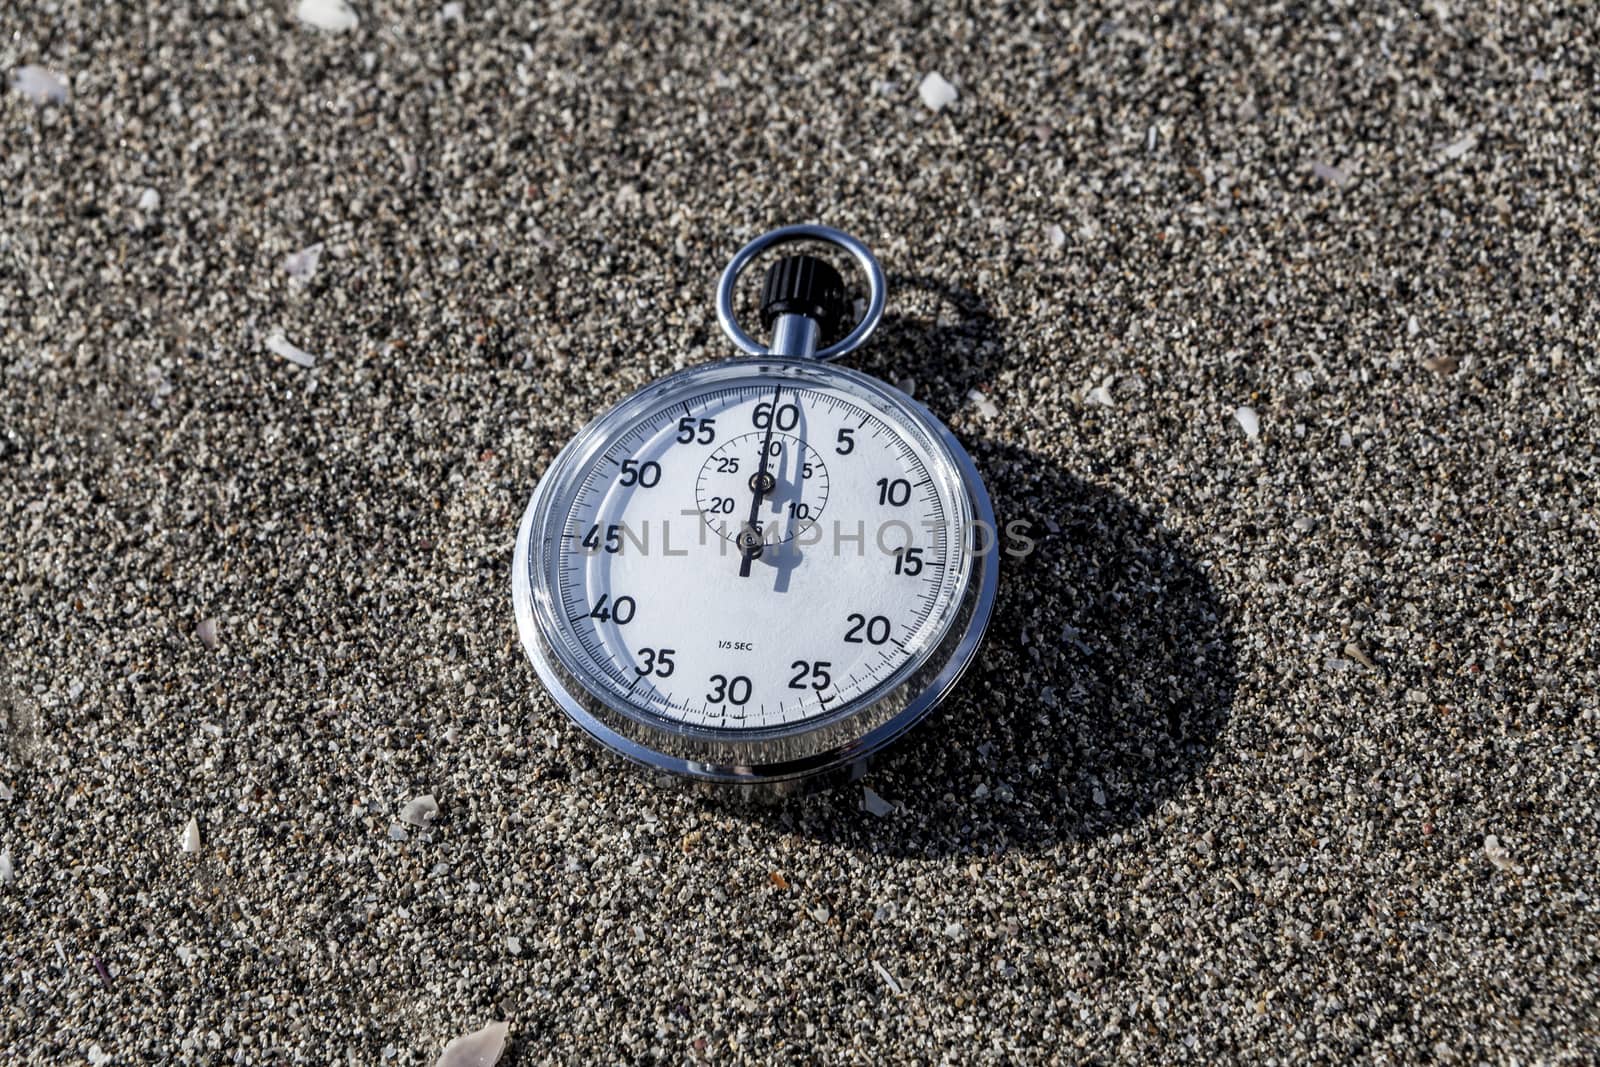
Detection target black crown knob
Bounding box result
[759,254,849,338]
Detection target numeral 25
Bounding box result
[787,660,832,690]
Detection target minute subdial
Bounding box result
[694,431,830,545]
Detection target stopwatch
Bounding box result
[512,225,997,792]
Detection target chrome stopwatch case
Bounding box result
[512,225,997,792]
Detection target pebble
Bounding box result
[284,242,325,282]
[1311,160,1350,187]
[918,72,958,112]
[1343,642,1377,670]
[1085,376,1115,408]
[296,0,359,33]
[966,388,999,419]
[400,794,440,827]
[433,1021,509,1067]
[265,332,316,368]
[10,65,69,105]
[1234,405,1260,439]
[196,617,220,650]
[861,787,894,817]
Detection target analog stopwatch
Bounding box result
[512,225,997,791]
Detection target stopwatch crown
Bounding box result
[759,254,849,338]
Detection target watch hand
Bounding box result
[738,385,782,577]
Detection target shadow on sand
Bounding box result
[750,276,1237,858]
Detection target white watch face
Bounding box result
[526,364,975,734]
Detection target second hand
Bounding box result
[738,385,783,578]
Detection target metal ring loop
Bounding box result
[715,224,887,362]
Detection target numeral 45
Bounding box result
[581,524,623,553]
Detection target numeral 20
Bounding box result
[844,613,892,645]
